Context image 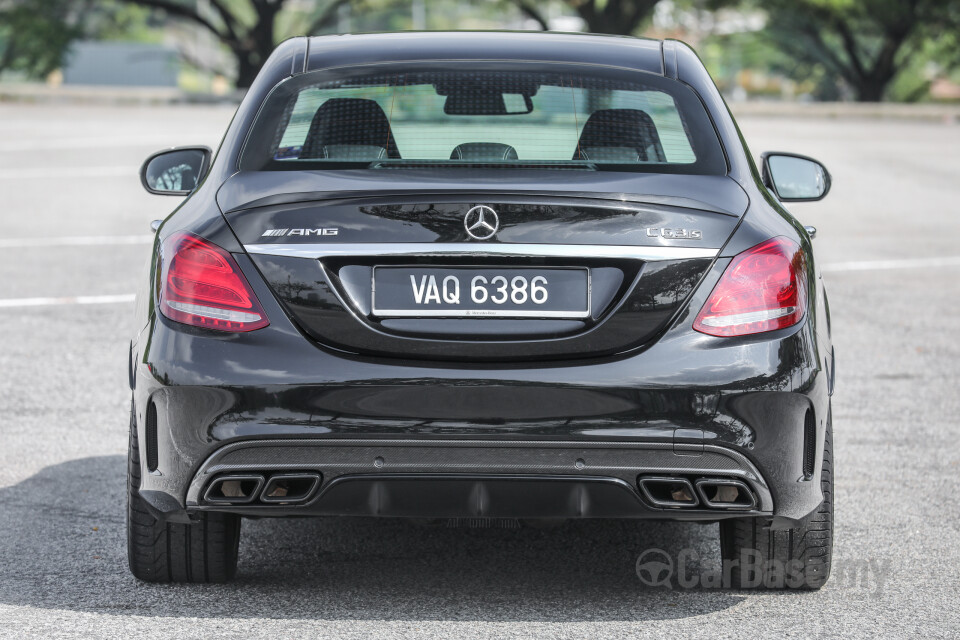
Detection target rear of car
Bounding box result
[128,33,834,588]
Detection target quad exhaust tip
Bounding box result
[203,474,265,504]
[260,473,321,504]
[694,478,756,510]
[638,475,757,510]
[638,476,700,508]
[202,472,322,506]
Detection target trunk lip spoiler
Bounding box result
[243,242,718,261]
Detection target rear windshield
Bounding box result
[240,62,726,175]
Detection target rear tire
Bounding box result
[127,400,241,583]
[719,408,833,589]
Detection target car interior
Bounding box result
[290,95,668,164]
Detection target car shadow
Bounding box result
[0,456,746,621]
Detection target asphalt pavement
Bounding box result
[0,102,958,638]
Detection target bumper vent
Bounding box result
[145,400,158,472]
[803,409,816,479]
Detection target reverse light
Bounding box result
[693,236,806,337]
[159,232,269,332]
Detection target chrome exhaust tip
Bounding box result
[637,476,700,508]
[260,473,321,504]
[694,478,756,509]
[203,474,265,504]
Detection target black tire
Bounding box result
[127,400,241,583]
[719,408,833,589]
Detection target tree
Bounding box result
[0,0,358,87]
[761,0,960,102]
[512,0,662,35]
[0,0,88,77]
[113,0,353,88]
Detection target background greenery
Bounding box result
[1,0,958,102]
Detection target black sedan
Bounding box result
[130,31,835,588]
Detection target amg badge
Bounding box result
[262,228,339,237]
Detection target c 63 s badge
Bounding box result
[646,228,703,240]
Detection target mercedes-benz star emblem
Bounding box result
[464,205,500,241]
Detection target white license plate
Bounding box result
[372,267,591,318]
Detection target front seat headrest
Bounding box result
[574,108,666,162]
[300,98,400,160]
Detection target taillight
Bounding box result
[693,236,806,337]
[158,232,269,332]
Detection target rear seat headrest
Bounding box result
[450,142,519,161]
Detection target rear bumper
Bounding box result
[182,438,773,520]
[132,239,835,527]
[133,292,832,527]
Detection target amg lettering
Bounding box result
[261,228,339,237]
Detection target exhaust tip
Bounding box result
[203,474,265,504]
[695,478,756,510]
[260,473,321,504]
[638,476,700,508]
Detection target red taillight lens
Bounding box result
[693,237,806,337]
[159,232,269,332]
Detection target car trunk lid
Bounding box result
[220,170,746,362]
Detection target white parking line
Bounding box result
[0,235,154,248]
[0,294,135,308]
[0,136,189,152]
[821,256,960,272]
[0,255,958,310]
[0,166,132,179]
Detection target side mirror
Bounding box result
[761,152,831,202]
[140,146,211,195]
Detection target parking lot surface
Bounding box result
[0,103,958,638]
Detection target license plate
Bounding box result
[372,267,590,318]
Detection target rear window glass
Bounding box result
[241,62,726,175]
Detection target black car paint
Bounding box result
[131,32,833,530]
[215,171,749,215]
[230,195,739,360]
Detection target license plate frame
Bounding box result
[371,266,591,319]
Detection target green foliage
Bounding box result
[758,0,960,101]
[0,0,160,78]
[0,0,85,77]
[6,0,959,102]
[107,0,360,87]
[97,5,162,43]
